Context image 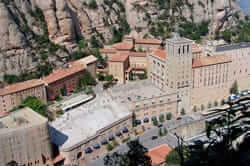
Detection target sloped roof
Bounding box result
[192,55,232,68]
[135,38,162,45]
[152,49,166,60]
[70,55,97,66]
[109,53,129,62]
[128,52,147,57]
[100,48,117,54]
[112,42,134,50]
[43,65,85,84]
[0,79,44,96]
[147,144,173,166]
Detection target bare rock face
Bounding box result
[0,3,26,51]
[0,0,245,80]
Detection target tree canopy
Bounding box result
[104,139,152,166]
[174,97,250,166]
[230,81,239,94]
[19,96,48,117]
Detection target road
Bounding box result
[88,120,181,166]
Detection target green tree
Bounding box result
[159,115,165,123]
[132,112,137,127]
[21,96,48,117]
[201,104,205,111]
[97,73,105,81]
[88,0,98,9]
[174,98,250,166]
[60,84,67,96]
[180,108,185,115]
[105,74,114,82]
[163,127,168,135]
[78,38,87,50]
[104,139,152,166]
[207,102,212,109]
[214,100,218,107]
[165,149,180,166]
[166,112,172,120]
[193,106,197,112]
[159,128,163,137]
[230,81,239,94]
[222,29,233,43]
[78,77,84,89]
[106,143,113,152]
[112,140,119,147]
[90,35,101,48]
[83,70,96,86]
[152,119,159,126]
[221,99,225,106]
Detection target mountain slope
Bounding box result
[0,0,245,81]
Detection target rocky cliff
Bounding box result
[0,0,245,80]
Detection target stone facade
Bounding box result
[101,37,162,84]
[0,80,47,114]
[131,93,179,123]
[43,65,85,100]
[148,38,250,113]
[108,54,130,84]
[0,107,52,166]
[59,115,132,166]
[191,56,232,111]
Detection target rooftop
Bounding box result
[129,52,147,57]
[109,53,129,62]
[108,80,175,106]
[216,42,250,52]
[0,107,47,134]
[49,94,131,151]
[147,144,173,166]
[152,49,166,60]
[43,65,85,84]
[166,36,193,44]
[0,79,44,96]
[192,55,232,68]
[112,42,134,50]
[100,48,117,54]
[70,55,97,66]
[135,38,162,45]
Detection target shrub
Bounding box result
[166,113,172,120]
[88,0,98,9]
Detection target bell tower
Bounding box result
[165,35,193,114]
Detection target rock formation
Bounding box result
[0,0,245,80]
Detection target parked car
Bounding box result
[176,117,182,120]
[242,91,248,96]
[157,124,163,128]
[151,136,158,140]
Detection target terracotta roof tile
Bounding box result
[128,52,147,57]
[147,144,173,166]
[153,49,166,60]
[192,55,232,68]
[112,42,134,50]
[100,48,117,54]
[135,38,162,45]
[109,53,129,62]
[0,79,45,96]
[43,65,85,84]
